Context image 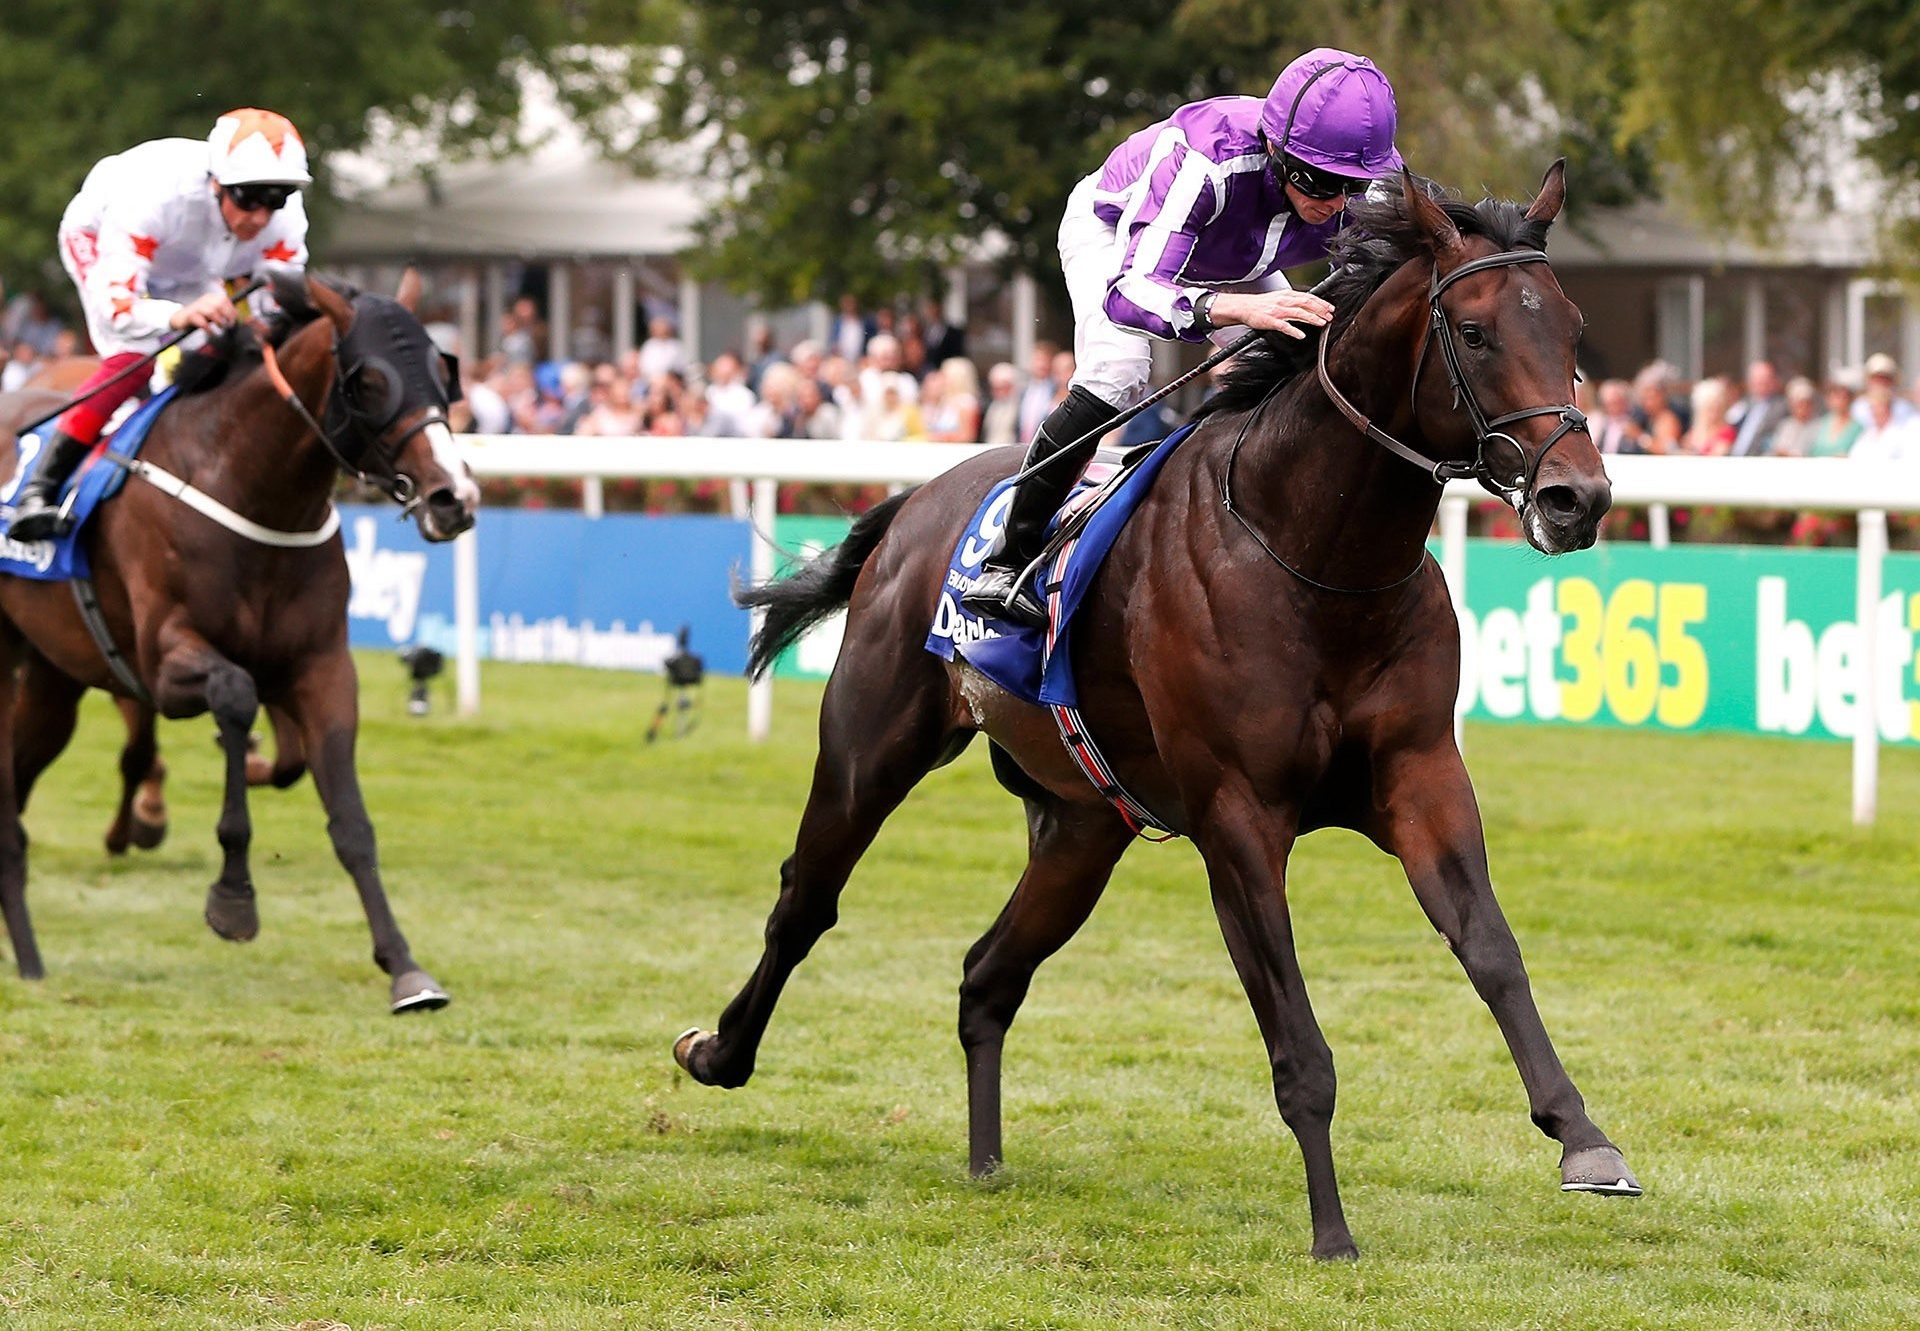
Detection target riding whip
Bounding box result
[15,277,269,437]
[1005,329,1262,486]
[1008,266,1349,485]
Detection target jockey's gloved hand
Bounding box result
[170,288,237,332]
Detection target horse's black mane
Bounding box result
[1191,184,1552,423]
[172,277,355,397]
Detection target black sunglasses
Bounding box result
[223,182,297,213]
[1275,152,1371,202]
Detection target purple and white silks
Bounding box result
[1089,95,1347,343]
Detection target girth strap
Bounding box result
[70,576,152,706]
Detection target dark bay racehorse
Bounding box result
[0,272,478,1012]
[677,165,1638,1258]
[25,366,306,862]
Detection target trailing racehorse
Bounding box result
[676,165,1639,1258]
[0,271,478,1012]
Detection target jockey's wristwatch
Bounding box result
[1194,290,1218,331]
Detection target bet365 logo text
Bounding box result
[1455,574,1920,743]
[1757,578,1920,742]
[1455,577,1709,729]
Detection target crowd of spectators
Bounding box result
[0,286,77,392]
[440,294,1090,512]
[1583,353,1920,463]
[4,274,1916,536]
[445,295,1082,458]
[448,292,1920,468]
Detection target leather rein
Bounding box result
[1315,247,1589,502]
[259,338,442,515]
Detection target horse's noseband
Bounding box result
[1317,247,1588,502]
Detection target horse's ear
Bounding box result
[1525,158,1567,226]
[396,267,422,313]
[1399,168,1462,257]
[306,275,356,335]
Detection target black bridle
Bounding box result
[1316,247,1588,502]
[260,297,460,512]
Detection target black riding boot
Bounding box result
[7,429,92,542]
[961,385,1120,626]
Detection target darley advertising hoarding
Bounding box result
[340,504,753,676]
[341,504,1920,747]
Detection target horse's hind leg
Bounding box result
[1196,789,1358,1260]
[676,650,959,1090]
[1377,744,1638,1196]
[12,653,86,814]
[959,796,1131,1176]
[0,633,44,979]
[256,704,307,789]
[105,698,165,855]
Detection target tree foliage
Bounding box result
[0,0,614,297]
[1591,0,1920,260]
[630,0,1654,304]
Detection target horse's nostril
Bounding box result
[427,487,463,513]
[1536,484,1581,523]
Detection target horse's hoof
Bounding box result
[105,826,130,856]
[130,817,167,851]
[673,1026,712,1073]
[17,957,45,982]
[1311,1239,1361,1262]
[390,970,451,1014]
[1560,1145,1642,1196]
[204,887,259,942]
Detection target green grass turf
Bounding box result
[1,658,1917,1329]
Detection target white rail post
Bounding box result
[1853,509,1886,826]
[1648,502,1671,549]
[747,477,779,741]
[1440,494,1471,750]
[455,526,481,717]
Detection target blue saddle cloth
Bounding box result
[924,421,1195,707]
[0,387,176,581]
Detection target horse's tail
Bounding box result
[736,487,918,680]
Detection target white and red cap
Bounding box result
[207,108,312,187]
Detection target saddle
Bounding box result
[0,388,177,581]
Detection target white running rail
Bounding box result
[453,435,1920,826]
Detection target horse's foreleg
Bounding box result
[1378,744,1639,1196]
[1196,787,1357,1260]
[288,649,446,1014]
[155,640,263,941]
[675,649,956,1090]
[0,636,42,980]
[958,797,1130,1176]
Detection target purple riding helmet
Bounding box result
[1261,48,1404,197]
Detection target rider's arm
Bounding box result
[89,201,183,340]
[1102,142,1222,344]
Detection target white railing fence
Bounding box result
[455,436,1920,826]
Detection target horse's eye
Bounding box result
[1460,323,1487,349]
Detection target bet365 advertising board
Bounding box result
[770,516,1920,748]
